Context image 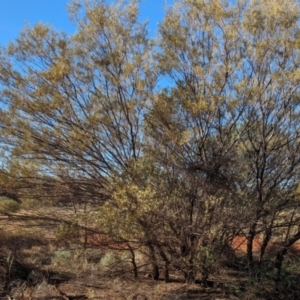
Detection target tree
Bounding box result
[0,0,155,204]
[148,0,300,283]
[1,0,300,292]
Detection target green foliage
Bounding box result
[20,198,43,210]
[0,198,20,214]
[99,252,117,270]
[56,222,79,241]
[53,249,71,260]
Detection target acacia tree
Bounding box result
[236,0,300,284]
[1,0,300,291]
[0,0,155,204]
[0,0,164,281]
[0,0,159,277]
[147,0,300,283]
[145,0,252,282]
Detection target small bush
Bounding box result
[0,199,20,214]
[53,249,71,261]
[56,222,79,240]
[20,198,41,210]
[100,252,117,269]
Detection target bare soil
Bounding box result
[230,235,300,258]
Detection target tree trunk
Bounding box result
[257,227,272,282]
[148,243,159,280]
[247,222,257,273]
[127,244,138,279]
[157,244,170,282]
[274,230,300,292]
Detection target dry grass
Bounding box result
[1,208,299,299]
[0,215,234,299]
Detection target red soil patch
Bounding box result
[230,236,300,257]
[80,232,136,250]
[231,236,261,253]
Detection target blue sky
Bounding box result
[0,0,171,46]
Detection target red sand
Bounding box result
[230,236,300,257]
